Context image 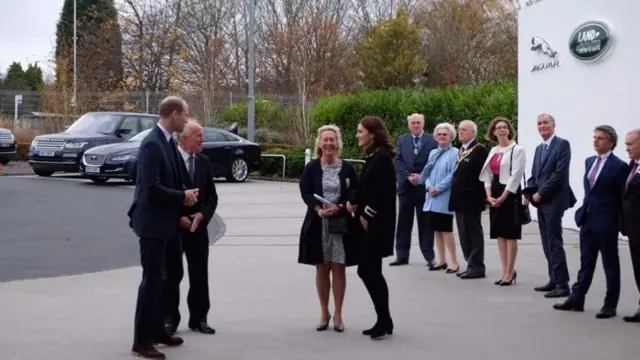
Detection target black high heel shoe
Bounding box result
[500,271,517,286]
[429,263,447,271]
[316,314,331,331]
[494,279,503,285]
[370,323,394,340]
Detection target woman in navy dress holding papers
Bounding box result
[298,125,360,333]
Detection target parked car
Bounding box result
[0,128,17,165]
[79,125,262,183]
[28,112,159,177]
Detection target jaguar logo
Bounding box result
[91,155,97,160]
[531,36,558,58]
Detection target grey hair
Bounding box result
[434,122,457,142]
[628,129,640,143]
[538,113,556,126]
[594,125,618,150]
[458,120,477,135]
[407,113,425,123]
[178,119,202,139]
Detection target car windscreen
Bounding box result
[65,113,122,134]
[128,128,152,142]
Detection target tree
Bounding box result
[25,63,45,91]
[354,9,425,90]
[55,0,124,91]
[3,62,28,90]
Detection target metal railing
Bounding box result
[261,153,286,179]
[344,158,365,164]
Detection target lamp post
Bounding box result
[247,0,255,142]
[71,0,77,107]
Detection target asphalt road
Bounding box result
[0,176,224,283]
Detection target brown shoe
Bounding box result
[153,334,184,347]
[131,344,166,359]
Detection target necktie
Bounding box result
[187,155,195,181]
[627,161,638,189]
[588,156,601,187]
[541,143,549,162]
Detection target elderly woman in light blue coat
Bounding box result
[410,122,460,273]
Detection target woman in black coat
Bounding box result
[346,115,397,340]
[298,125,360,332]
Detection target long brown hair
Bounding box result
[359,115,395,156]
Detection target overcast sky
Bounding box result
[0,0,65,78]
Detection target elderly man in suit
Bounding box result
[390,113,438,267]
[164,120,219,336]
[553,125,627,318]
[128,96,199,359]
[622,129,640,323]
[450,120,489,279]
[526,113,577,298]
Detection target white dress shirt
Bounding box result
[157,123,172,142]
[587,151,611,184]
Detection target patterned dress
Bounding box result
[321,162,346,264]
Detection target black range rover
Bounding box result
[28,112,159,176]
[0,128,17,165]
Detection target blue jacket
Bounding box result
[418,146,459,215]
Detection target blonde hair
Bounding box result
[314,125,343,159]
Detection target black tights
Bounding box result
[357,253,392,325]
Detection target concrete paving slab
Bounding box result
[0,179,638,360]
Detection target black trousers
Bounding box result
[134,237,170,345]
[164,231,211,326]
[537,208,570,287]
[456,211,485,275]
[395,186,434,262]
[357,251,392,324]
[628,232,640,304]
[570,228,620,309]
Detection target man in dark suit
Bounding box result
[621,129,640,323]
[390,113,438,267]
[129,96,199,359]
[553,125,627,318]
[450,120,489,279]
[526,113,577,298]
[164,120,219,335]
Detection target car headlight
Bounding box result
[9,133,15,142]
[110,154,136,161]
[65,142,88,149]
[30,139,38,148]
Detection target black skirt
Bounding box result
[489,176,522,240]
[428,211,454,233]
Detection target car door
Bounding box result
[116,116,141,140]
[203,129,233,174]
[139,116,157,131]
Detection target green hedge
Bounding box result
[309,80,517,152]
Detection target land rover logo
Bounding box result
[569,21,612,61]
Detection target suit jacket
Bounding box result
[179,153,219,239]
[449,140,489,213]
[353,147,397,258]
[395,132,437,194]
[575,153,628,234]
[527,136,577,212]
[128,125,185,240]
[419,146,459,215]
[298,159,360,266]
[622,160,640,238]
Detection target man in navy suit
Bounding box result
[621,129,640,323]
[553,125,627,318]
[390,113,438,267]
[526,113,577,298]
[128,96,199,359]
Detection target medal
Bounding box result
[414,148,419,155]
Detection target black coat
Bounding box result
[352,147,397,258]
[298,159,361,266]
[180,153,219,239]
[621,162,640,239]
[449,140,489,213]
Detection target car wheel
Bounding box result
[0,157,9,165]
[227,157,248,182]
[33,169,54,177]
[89,176,109,184]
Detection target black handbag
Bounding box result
[328,212,349,234]
[509,147,532,225]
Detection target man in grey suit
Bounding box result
[526,113,577,298]
[390,113,438,267]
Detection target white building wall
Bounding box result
[517,0,640,230]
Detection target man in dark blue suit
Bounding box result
[553,125,627,318]
[526,113,577,298]
[128,96,199,359]
[390,113,438,267]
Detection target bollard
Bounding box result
[304,148,311,165]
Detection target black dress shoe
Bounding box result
[459,272,486,279]
[389,259,409,266]
[544,287,570,298]
[445,267,459,274]
[534,282,555,292]
[131,344,166,359]
[164,322,177,336]
[370,324,394,340]
[456,270,467,278]
[622,309,640,323]
[189,321,216,334]
[595,308,616,319]
[552,299,584,312]
[426,260,436,269]
[153,334,184,347]
[429,263,447,271]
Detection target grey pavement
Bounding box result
[0,178,639,359]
